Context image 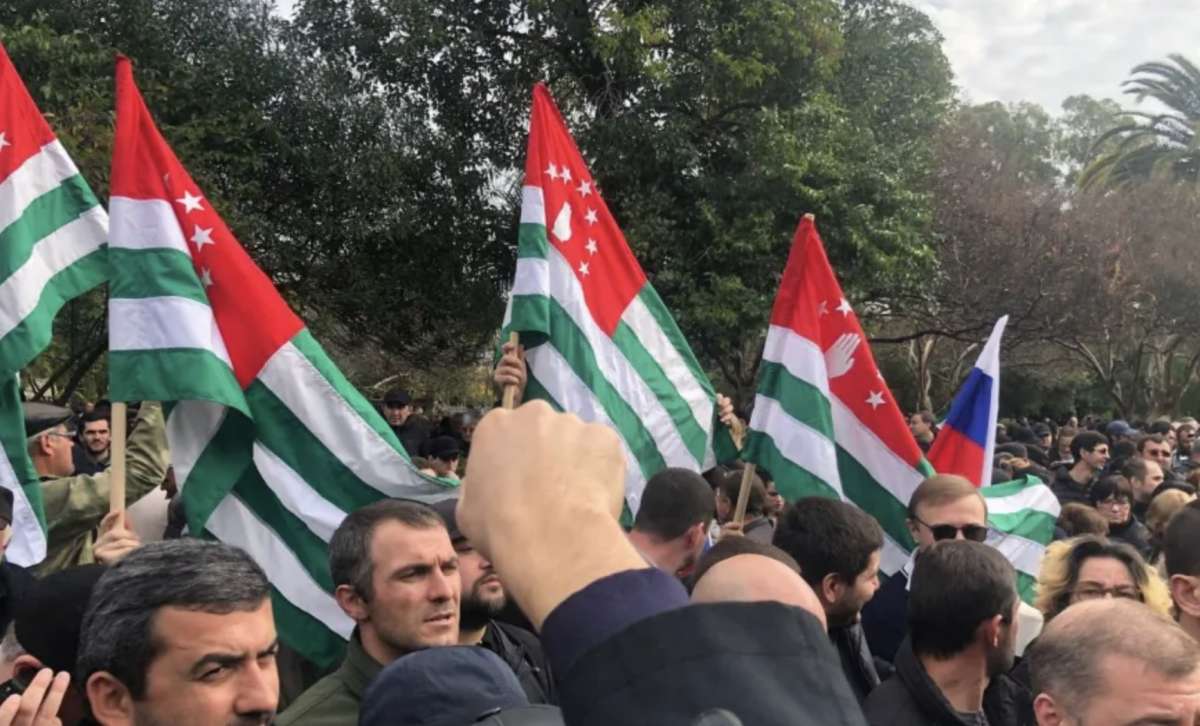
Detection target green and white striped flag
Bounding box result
[502,84,733,513]
[107,58,453,667]
[0,43,109,566]
[743,216,1057,600]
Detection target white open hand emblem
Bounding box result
[824,333,861,379]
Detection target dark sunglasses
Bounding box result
[914,516,988,542]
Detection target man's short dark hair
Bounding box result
[687,536,800,592]
[1070,431,1109,461]
[1121,457,1157,482]
[1136,433,1167,454]
[1147,420,1173,436]
[76,540,270,698]
[718,470,766,517]
[774,497,883,590]
[80,410,109,426]
[1165,500,1200,577]
[908,540,1017,659]
[633,468,714,540]
[1087,475,1133,506]
[330,500,445,600]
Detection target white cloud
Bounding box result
[910,0,1199,114]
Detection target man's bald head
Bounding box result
[690,554,828,632]
[1030,599,1200,722]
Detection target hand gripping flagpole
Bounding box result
[501,332,520,410]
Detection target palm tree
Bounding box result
[1080,54,1200,190]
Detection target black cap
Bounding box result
[1033,423,1052,437]
[359,646,528,726]
[14,564,106,673]
[383,389,411,407]
[22,402,73,439]
[431,497,463,541]
[427,436,461,461]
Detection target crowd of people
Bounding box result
[3,352,1199,725]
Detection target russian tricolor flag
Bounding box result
[927,316,1008,487]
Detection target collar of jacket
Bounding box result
[340,629,385,700]
[893,637,976,724]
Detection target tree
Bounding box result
[1080,54,1200,190]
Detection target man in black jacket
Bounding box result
[774,497,884,704]
[432,498,556,705]
[863,540,1021,726]
[1050,431,1109,506]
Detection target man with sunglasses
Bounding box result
[862,474,989,664]
[24,402,169,574]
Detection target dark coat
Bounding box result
[558,601,868,726]
[482,620,557,706]
[1107,517,1152,558]
[861,570,909,664]
[1050,466,1092,507]
[831,622,882,704]
[863,639,1027,726]
[0,561,33,637]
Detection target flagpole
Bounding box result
[732,463,758,529]
[109,402,127,514]
[501,332,520,410]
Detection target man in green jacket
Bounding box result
[25,401,170,574]
[278,499,461,726]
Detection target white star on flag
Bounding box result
[577,180,592,197]
[818,300,829,316]
[176,190,204,213]
[199,267,213,288]
[191,225,214,251]
[584,208,598,225]
[865,391,886,409]
[836,298,853,317]
[560,167,572,183]
[585,238,598,255]
[578,261,590,277]
[545,162,560,181]
[0,132,9,151]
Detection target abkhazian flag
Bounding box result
[106,57,453,667]
[501,84,733,513]
[928,316,1008,487]
[742,217,1057,599]
[0,43,109,566]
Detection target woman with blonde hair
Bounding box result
[1033,535,1172,621]
[1146,488,1195,573]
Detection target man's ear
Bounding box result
[982,613,1005,648]
[334,584,370,622]
[11,654,44,682]
[1032,693,1065,726]
[86,671,135,726]
[819,572,843,607]
[1170,574,1200,617]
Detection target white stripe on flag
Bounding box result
[526,343,646,511]
[108,296,233,367]
[207,494,353,639]
[983,483,1061,518]
[0,208,107,338]
[749,394,844,495]
[988,530,1047,577]
[511,256,549,298]
[0,382,45,567]
[166,400,229,489]
[520,185,545,226]
[256,341,444,498]
[831,395,926,512]
[252,442,345,543]
[109,197,190,254]
[760,325,832,397]
[0,141,82,234]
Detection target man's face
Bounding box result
[432,457,459,478]
[715,491,732,524]
[43,425,76,477]
[129,600,278,726]
[1036,655,1200,726]
[1132,461,1165,503]
[453,537,505,629]
[1141,441,1172,469]
[1180,426,1196,451]
[384,403,410,427]
[909,415,930,438]
[909,495,988,548]
[764,484,784,516]
[1080,444,1109,472]
[828,549,882,626]
[1057,436,1074,461]
[83,419,111,455]
[362,522,460,657]
[1039,433,1053,449]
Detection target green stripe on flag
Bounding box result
[509,293,551,344]
[524,370,564,412]
[835,447,918,551]
[179,409,255,536]
[754,361,835,435]
[0,175,101,283]
[988,510,1057,542]
[266,582,346,668]
[108,248,208,304]
[517,223,550,259]
[743,430,841,501]
[1017,571,1037,605]
[109,348,246,415]
[0,249,109,374]
[230,478,335,591]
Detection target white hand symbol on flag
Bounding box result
[552,201,572,243]
[824,333,861,378]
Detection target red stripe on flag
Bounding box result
[521,84,646,336]
[927,426,986,487]
[112,57,303,388]
[770,217,924,468]
[0,43,60,186]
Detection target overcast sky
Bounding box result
[911,0,1197,114]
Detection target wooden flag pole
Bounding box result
[109,402,128,514]
[732,462,758,528]
[501,331,520,410]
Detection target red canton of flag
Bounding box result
[0,43,58,184]
[111,56,302,388]
[523,84,646,337]
[771,216,923,468]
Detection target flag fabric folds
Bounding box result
[501,83,731,513]
[982,475,1061,603]
[106,57,452,666]
[927,316,1008,487]
[0,43,109,566]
